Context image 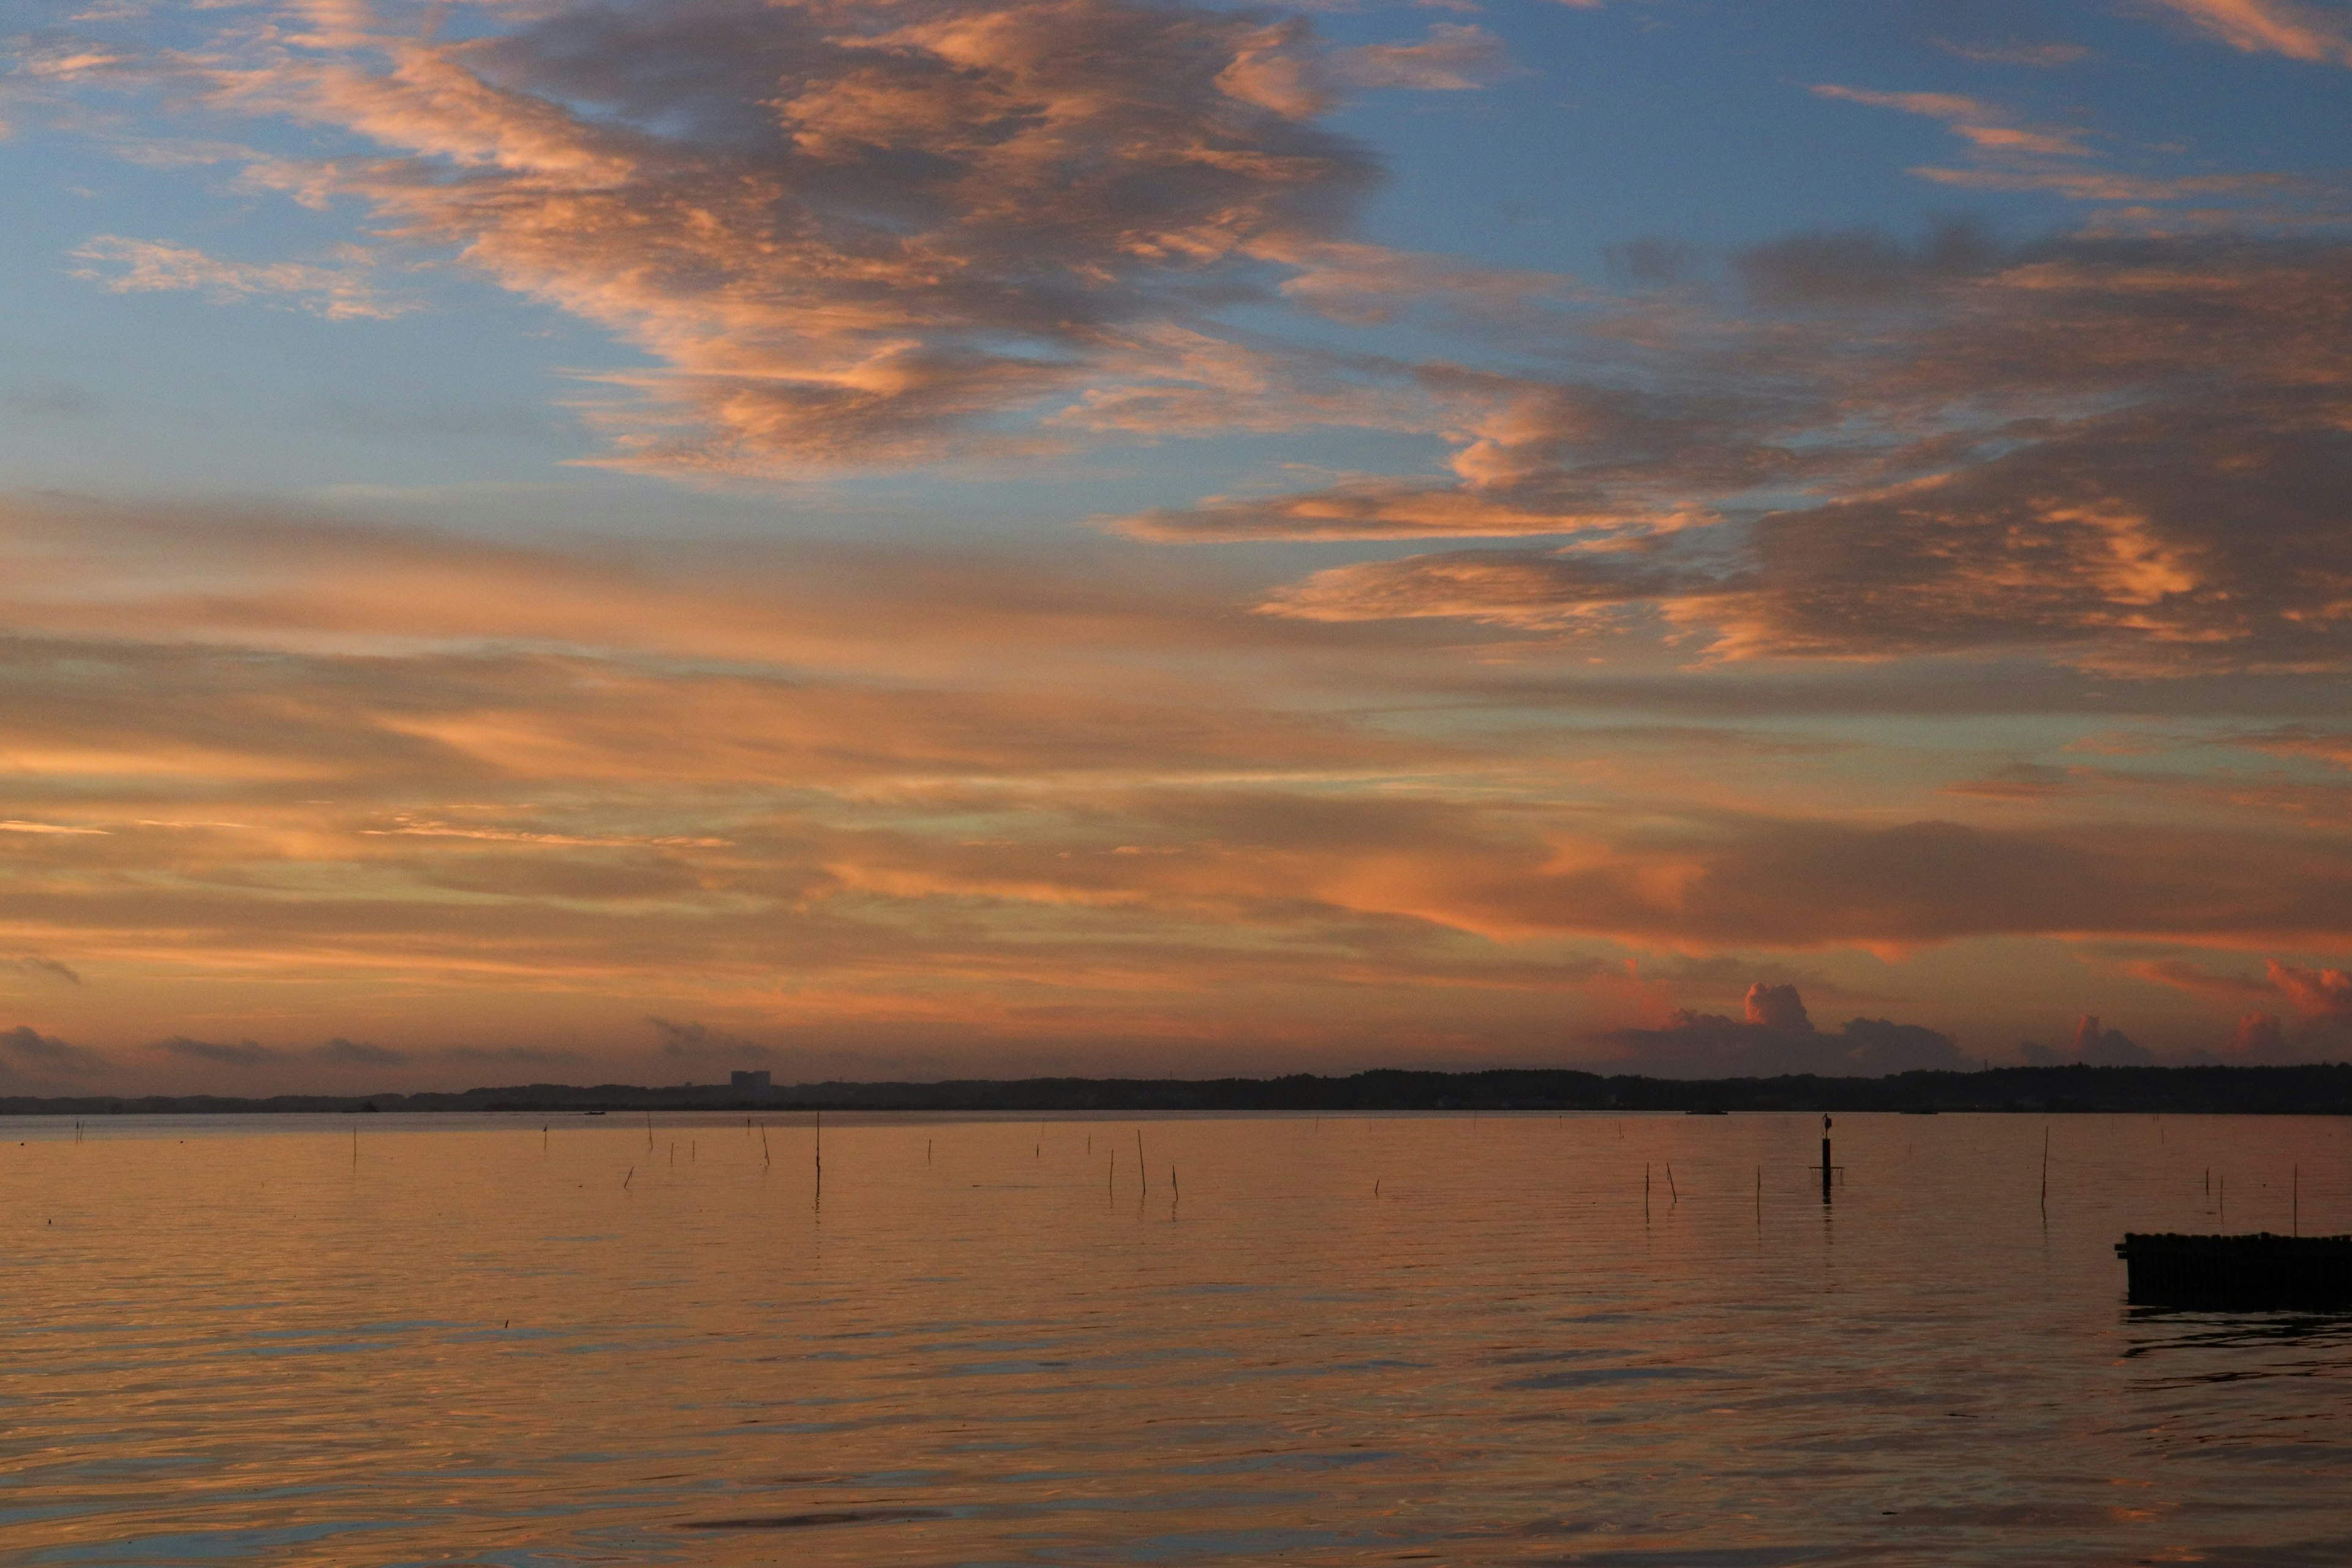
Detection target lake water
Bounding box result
[6,1110,2350,1566]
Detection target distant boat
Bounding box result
[584,1110,607,1117]
[1684,1107,1727,1115]
[2117,1232,2352,1310]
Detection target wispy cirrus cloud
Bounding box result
[67,236,411,319]
[1931,39,2092,68]
[1325,22,1508,90]
[2,954,81,986]
[1808,77,2304,209]
[1,491,2348,1072]
[1809,83,2093,159]
[2145,0,2352,67]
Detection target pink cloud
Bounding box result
[2225,1009,2286,1056]
[1810,82,2091,159]
[2268,958,2352,1021]
[2144,0,2352,67]
[1327,23,1509,92]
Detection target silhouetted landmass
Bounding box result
[3,1062,2350,1116]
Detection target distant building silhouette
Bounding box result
[731,1069,771,1096]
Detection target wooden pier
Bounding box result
[2116,1232,2352,1310]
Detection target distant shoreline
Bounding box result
[4,1061,2349,1117]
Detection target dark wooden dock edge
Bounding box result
[2117,1232,2352,1309]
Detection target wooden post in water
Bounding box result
[1820,1114,1833,1204]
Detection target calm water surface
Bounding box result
[6,1111,2351,1566]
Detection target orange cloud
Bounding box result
[1226,235,2352,676]
[1811,81,2092,160]
[130,0,1556,472]
[66,235,409,319]
[2267,957,2352,1021]
[2145,0,2352,66]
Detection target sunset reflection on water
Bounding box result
[7,1112,2350,1565]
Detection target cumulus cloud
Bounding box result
[1594,983,1966,1077]
[2078,1013,2154,1064]
[2224,1009,2289,1059]
[1742,981,1809,1031]
[0,1025,109,1081]
[1122,360,1807,543]
[2269,959,2352,1022]
[2120,956,2352,1062]
[1238,233,2352,674]
[2017,1014,2155,1065]
[138,0,1489,470]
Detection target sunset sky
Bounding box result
[3,0,2350,1091]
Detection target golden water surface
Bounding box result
[7,1110,2350,1565]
